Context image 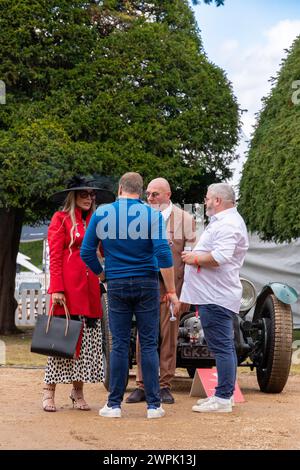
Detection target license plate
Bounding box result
[180,345,214,359]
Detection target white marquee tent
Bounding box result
[240,236,300,328]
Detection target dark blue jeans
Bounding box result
[107,275,160,408]
[198,304,237,399]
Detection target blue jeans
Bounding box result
[198,304,237,399]
[107,275,160,408]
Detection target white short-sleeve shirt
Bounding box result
[180,207,249,313]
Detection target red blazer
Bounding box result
[47,207,102,318]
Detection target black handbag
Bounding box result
[31,301,83,359]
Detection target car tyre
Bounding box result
[256,294,293,393]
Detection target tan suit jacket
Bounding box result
[160,203,196,297]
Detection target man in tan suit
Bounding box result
[126,178,196,404]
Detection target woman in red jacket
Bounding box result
[43,176,114,412]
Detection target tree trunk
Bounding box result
[0,208,24,334]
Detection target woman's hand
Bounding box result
[52,292,66,305]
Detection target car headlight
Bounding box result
[240,278,257,313]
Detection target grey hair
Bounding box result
[208,183,236,204]
[119,172,143,196]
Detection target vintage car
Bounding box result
[100,279,298,393]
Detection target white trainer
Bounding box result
[197,395,235,407]
[192,396,232,413]
[147,406,165,419]
[99,404,121,418]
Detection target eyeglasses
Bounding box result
[145,191,160,198]
[78,190,96,199]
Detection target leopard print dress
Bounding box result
[44,317,104,384]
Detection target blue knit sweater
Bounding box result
[80,198,173,279]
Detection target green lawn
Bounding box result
[1,328,299,373]
[0,328,46,367]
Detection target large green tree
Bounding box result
[239,36,300,243]
[0,0,238,333]
[0,0,105,333]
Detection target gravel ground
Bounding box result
[1,368,300,450]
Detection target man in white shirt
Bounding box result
[180,183,249,413]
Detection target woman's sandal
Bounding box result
[70,387,91,411]
[42,385,56,412]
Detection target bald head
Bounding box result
[146,178,171,210]
[149,178,171,192]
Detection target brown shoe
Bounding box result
[125,388,146,403]
[160,388,175,404]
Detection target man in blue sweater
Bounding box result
[81,172,179,419]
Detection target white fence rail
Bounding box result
[15,272,49,292]
[15,273,50,326]
[15,289,50,326]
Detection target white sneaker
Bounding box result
[197,395,235,407]
[192,396,232,413]
[147,406,165,419]
[99,404,121,418]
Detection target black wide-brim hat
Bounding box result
[50,175,115,206]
